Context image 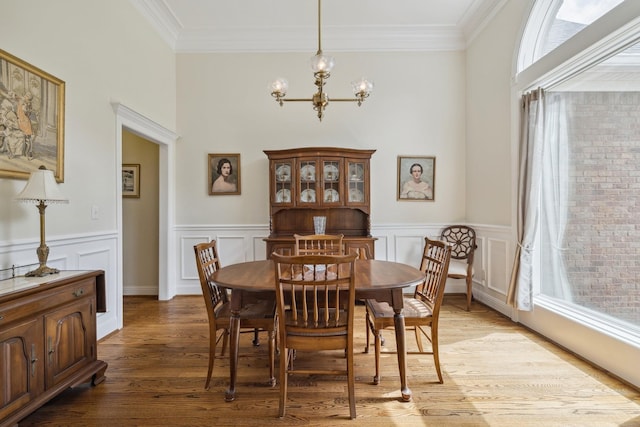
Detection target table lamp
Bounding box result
[16,166,69,277]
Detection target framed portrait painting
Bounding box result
[0,49,65,182]
[122,164,140,198]
[208,153,240,195]
[397,156,435,201]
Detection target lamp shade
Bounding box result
[16,167,68,204]
[310,53,335,73]
[270,78,289,95]
[352,78,374,95]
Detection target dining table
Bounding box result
[212,258,425,403]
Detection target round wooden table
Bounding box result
[212,258,425,402]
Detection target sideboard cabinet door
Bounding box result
[0,318,44,420]
[44,297,95,389]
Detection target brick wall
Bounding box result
[543,92,640,325]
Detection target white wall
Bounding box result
[465,0,527,227]
[175,51,467,227]
[0,0,176,338]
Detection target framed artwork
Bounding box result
[208,153,241,195]
[122,164,140,198]
[0,49,65,182]
[397,156,435,201]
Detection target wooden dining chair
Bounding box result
[364,238,451,385]
[293,233,344,255]
[193,240,276,390]
[440,225,477,311]
[273,253,359,419]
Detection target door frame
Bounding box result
[113,102,178,328]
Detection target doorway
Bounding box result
[122,130,159,296]
[113,102,177,330]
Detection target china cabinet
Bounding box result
[0,270,107,426]
[264,147,376,257]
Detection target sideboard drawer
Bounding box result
[0,278,96,327]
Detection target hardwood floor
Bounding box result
[19,295,640,426]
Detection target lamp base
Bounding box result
[25,265,60,277]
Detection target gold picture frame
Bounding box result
[122,164,140,198]
[208,153,241,195]
[0,49,65,182]
[397,156,435,201]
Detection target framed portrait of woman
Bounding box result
[397,156,435,201]
[208,153,241,195]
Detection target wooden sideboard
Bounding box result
[263,147,376,257]
[0,270,107,426]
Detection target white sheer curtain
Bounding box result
[507,88,545,310]
[540,92,572,300]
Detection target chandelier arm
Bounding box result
[279,98,315,102]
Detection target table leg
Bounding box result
[225,293,241,402]
[393,309,412,402]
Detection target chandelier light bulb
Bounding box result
[270,78,289,95]
[310,53,335,74]
[352,78,374,95]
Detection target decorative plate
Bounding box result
[349,164,364,181]
[300,165,316,181]
[275,188,291,203]
[349,188,364,202]
[323,164,339,181]
[324,188,339,202]
[275,164,291,182]
[300,189,316,203]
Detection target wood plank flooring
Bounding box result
[18,295,640,426]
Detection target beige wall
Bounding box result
[123,131,159,295]
[175,51,467,227]
[465,0,529,226]
[0,0,176,242]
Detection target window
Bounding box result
[518,0,626,72]
[519,0,640,331]
[539,69,640,328]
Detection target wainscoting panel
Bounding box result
[488,237,510,295]
[253,236,268,260]
[394,235,427,266]
[173,223,515,317]
[474,236,486,285]
[181,235,209,280]
[372,235,389,260]
[216,236,247,266]
[0,232,119,340]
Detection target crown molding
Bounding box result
[174,25,466,53]
[460,0,511,47]
[129,0,182,50]
[129,0,506,53]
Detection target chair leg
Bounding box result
[373,326,382,385]
[347,343,356,419]
[268,329,276,387]
[252,328,260,346]
[220,329,229,357]
[432,327,443,384]
[364,309,371,353]
[466,276,473,311]
[278,346,289,418]
[205,328,222,390]
[414,326,424,353]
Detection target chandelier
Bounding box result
[269,0,374,121]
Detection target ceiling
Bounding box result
[130,0,505,53]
